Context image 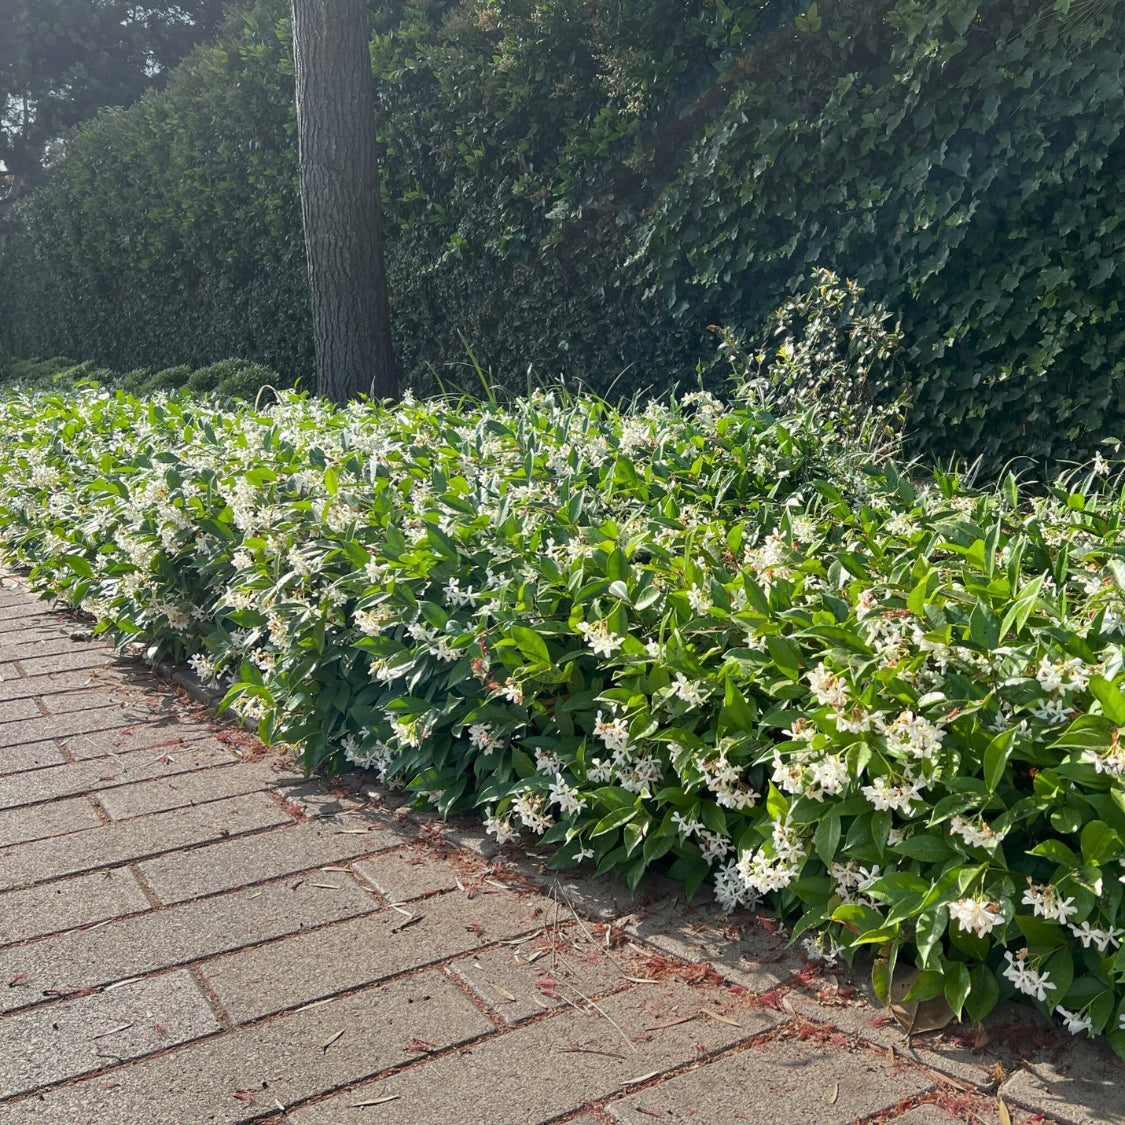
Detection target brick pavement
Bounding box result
[0,573,1121,1124]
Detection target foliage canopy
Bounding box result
[1,0,1123,471]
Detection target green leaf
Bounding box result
[1090,675,1125,726]
[942,961,972,1020]
[965,963,1000,1022]
[765,781,790,821]
[968,600,1000,649]
[983,727,1016,795]
[890,834,958,863]
[591,805,637,837]
[510,625,550,664]
[813,814,841,865]
[871,943,898,1007]
[901,968,945,1003]
[1080,820,1119,866]
[999,572,1046,639]
[719,678,757,734]
[765,634,801,681]
[61,554,93,577]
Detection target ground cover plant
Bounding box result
[2,360,1125,1055]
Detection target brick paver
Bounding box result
[0,574,1106,1124]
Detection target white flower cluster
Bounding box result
[860,773,925,815]
[829,860,881,906]
[1036,655,1092,695]
[587,710,662,794]
[670,811,732,864]
[1021,881,1078,923]
[1082,734,1125,779]
[1002,947,1054,1001]
[771,744,850,803]
[950,815,1005,849]
[878,710,945,763]
[699,748,758,810]
[483,807,520,845]
[342,735,398,785]
[948,897,1005,937]
[468,722,504,754]
[511,790,554,835]
[576,619,624,658]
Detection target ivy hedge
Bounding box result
[2,344,1125,1051]
[2,0,1124,471]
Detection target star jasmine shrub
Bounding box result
[3,341,1125,1056]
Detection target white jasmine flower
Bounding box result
[483,808,520,845]
[671,811,704,838]
[547,773,586,817]
[1021,882,1078,923]
[687,585,712,615]
[499,678,524,705]
[950,816,1004,849]
[807,662,849,710]
[949,897,1005,938]
[672,673,708,708]
[594,710,630,752]
[586,757,614,783]
[1002,948,1055,1001]
[1029,698,1071,725]
[698,829,731,864]
[534,748,564,775]
[188,653,216,684]
[577,620,624,658]
[1068,921,1122,953]
[834,704,873,733]
[860,774,923,814]
[1056,1006,1093,1036]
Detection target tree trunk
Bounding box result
[292,0,396,403]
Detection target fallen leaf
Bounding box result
[888,968,956,1034]
[7,973,28,988]
[998,1098,1012,1125]
[644,1013,699,1031]
[701,1010,743,1028]
[500,930,542,946]
[351,1095,401,1107]
[321,1029,344,1052]
[104,977,142,992]
[405,1037,436,1053]
[488,982,517,1002]
[232,1089,256,1104]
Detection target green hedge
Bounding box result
[2,0,1124,470]
[0,354,288,401]
[2,352,1125,1050]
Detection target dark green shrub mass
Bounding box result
[1,0,1123,471]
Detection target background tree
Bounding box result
[292,0,396,403]
[0,0,229,186]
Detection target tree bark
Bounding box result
[292,0,396,403]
